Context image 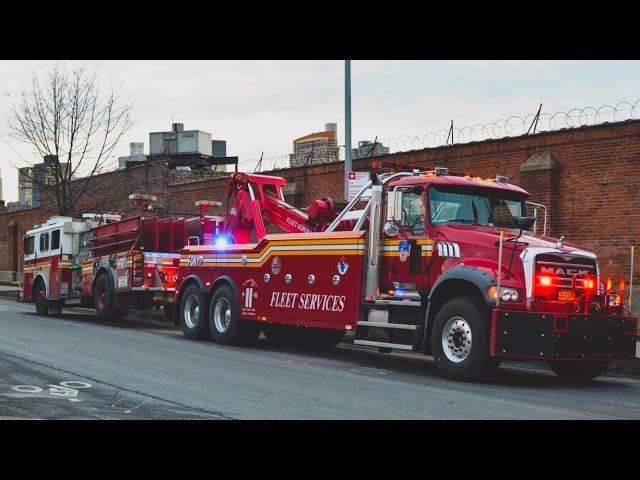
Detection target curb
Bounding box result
[0,290,20,300]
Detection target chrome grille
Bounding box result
[535,254,597,290]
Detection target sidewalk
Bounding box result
[0,285,20,300]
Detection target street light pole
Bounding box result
[344,59,352,200]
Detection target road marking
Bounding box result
[47,384,80,398]
[60,381,92,389]
[12,385,43,393]
[10,381,92,402]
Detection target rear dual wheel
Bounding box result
[94,274,128,321]
[180,284,211,340]
[209,285,260,345]
[179,283,260,344]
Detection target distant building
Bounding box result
[289,123,339,168]
[212,140,227,158]
[352,140,390,159]
[150,123,213,156]
[18,155,70,208]
[143,123,237,173]
[18,162,49,207]
[118,142,147,170]
[5,201,24,212]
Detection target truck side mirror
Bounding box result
[512,216,536,231]
[383,220,400,237]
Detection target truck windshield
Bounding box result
[429,186,525,228]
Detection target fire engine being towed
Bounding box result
[175,163,637,381]
[22,195,222,322]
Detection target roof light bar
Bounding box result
[494,175,509,183]
[434,167,449,176]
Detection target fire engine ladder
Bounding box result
[329,171,426,353]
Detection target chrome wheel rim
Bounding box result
[213,297,231,333]
[442,316,472,363]
[184,295,200,329]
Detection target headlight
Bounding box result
[488,286,520,302]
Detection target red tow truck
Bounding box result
[22,195,222,322]
[175,164,637,381]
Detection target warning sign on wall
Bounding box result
[347,171,371,202]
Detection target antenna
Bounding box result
[527,103,543,135]
[445,120,454,146]
[254,152,264,173]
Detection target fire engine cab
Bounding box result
[175,164,637,381]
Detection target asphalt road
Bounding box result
[1,296,639,420]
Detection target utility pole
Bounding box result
[344,60,352,200]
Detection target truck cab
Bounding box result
[23,216,105,314]
[354,166,636,380]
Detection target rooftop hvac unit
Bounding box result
[130,142,144,155]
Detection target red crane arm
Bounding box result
[223,172,348,242]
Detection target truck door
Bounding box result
[382,187,433,291]
[48,229,61,298]
[23,235,36,301]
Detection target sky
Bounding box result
[1,60,640,202]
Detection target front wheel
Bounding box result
[431,296,498,381]
[547,361,610,382]
[34,281,49,316]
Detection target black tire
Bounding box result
[208,284,260,345]
[547,361,610,382]
[93,273,122,321]
[34,280,49,316]
[179,283,211,340]
[431,296,499,381]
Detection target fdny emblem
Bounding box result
[242,279,258,313]
[399,240,410,262]
[337,257,349,275]
[271,256,281,275]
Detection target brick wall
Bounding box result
[2,119,640,301]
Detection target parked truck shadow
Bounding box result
[30,309,633,390]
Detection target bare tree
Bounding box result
[7,64,134,215]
